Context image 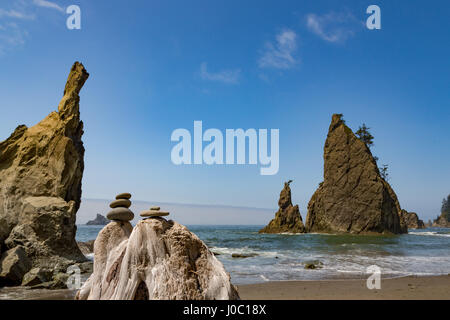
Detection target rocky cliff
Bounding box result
[76,218,240,300]
[0,62,89,286]
[401,210,425,229]
[259,181,306,233]
[305,114,407,234]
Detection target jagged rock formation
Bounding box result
[0,247,31,286]
[259,181,306,233]
[401,210,425,229]
[86,214,109,225]
[76,218,240,300]
[0,62,89,286]
[432,212,450,227]
[305,114,407,234]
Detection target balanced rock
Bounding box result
[76,218,239,300]
[115,193,132,200]
[259,181,306,233]
[141,211,169,218]
[86,214,109,225]
[106,193,135,221]
[305,114,407,234]
[0,62,88,283]
[140,207,169,218]
[110,199,131,209]
[106,207,134,221]
[401,210,425,229]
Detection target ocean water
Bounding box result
[76,225,450,285]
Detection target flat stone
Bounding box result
[106,207,134,221]
[140,210,169,218]
[109,199,131,209]
[150,206,160,211]
[231,253,258,259]
[115,193,132,200]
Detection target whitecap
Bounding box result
[409,231,450,237]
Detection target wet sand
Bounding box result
[237,275,450,300]
[0,286,77,300]
[1,275,449,300]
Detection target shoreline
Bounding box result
[237,275,450,300]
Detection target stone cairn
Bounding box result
[140,206,170,219]
[106,193,135,221]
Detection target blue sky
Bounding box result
[0,0,449,221]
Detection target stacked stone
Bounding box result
[140,206,169,219]
[106,193,134,221]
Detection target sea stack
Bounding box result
[86,214,109,225]
[106,193,135,222]
[259,181,306,234]
[401,210,425,229]
[432,212,450,227]
[0,63,88,286]
[305,114,407,234]
[77,211,239,300]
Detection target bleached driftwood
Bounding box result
[76,218,239,300]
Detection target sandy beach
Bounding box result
[237,275,450,300]
[0,275,448,300]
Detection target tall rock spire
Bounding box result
[305,114,407,234]
[0,62,89,286]
[259,180,306,234]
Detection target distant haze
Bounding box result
[77,198,275,225]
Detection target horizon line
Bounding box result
[81,197,276,211]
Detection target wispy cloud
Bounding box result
[32,0,64,13]
[0,0,66,56]
[258,29,298,69]
[0,8,34,20]
[0,22,28,55]
[200,62,241,85]
[306,12,360,43]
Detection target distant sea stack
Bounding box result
[86,214,109,226]
[432,195,450,227]
[305,114,407,234]
[432,212,450,227]
[0,62,89,286]
[259,181,306,234]
[401,210,425,229]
